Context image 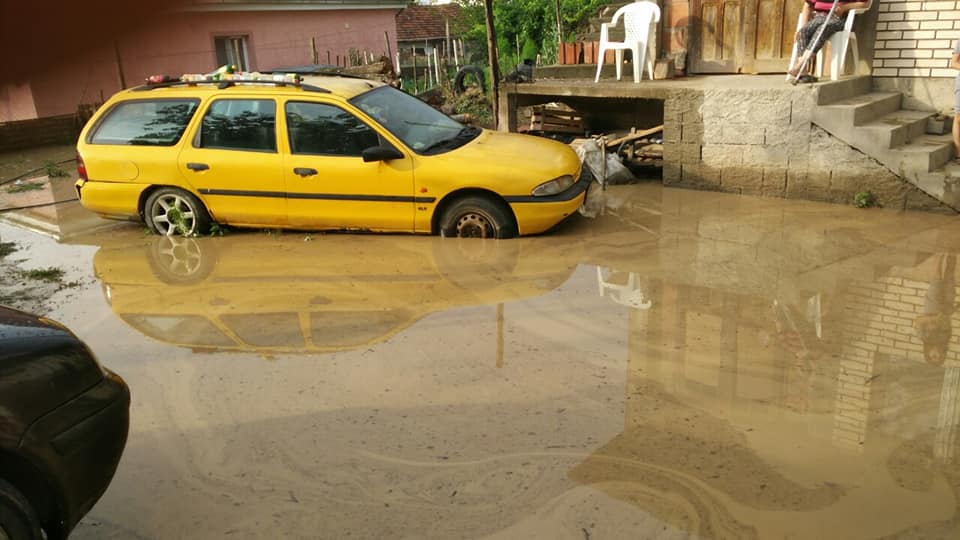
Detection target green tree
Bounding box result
[453,0,609,69]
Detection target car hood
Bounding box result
[430,130,581,192]
[0,306,79,359]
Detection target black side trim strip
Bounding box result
[502,172,591,204]
[198,188,435,204]
[200,188,286,198]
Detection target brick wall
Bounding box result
[0,115,79,153]
[833,275,960,450]
[872,0,960,77]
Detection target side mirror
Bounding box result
[362,145,404,163]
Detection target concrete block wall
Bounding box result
[662,87,951,211]
[872,0,960,77]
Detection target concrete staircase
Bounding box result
[812,76,960,211]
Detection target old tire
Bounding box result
[0,479,42,540]
[453,66,486,95]
[144,187,212,237]
[439,196,516,239]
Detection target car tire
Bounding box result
[432,236,520,291]
[146,236,217,285]
[439,196,516,239]
[0,479,42,540]
[144,187,212,237]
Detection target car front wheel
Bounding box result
[439,196,516,239]
[144,187,212,237]
[0,479,42,540]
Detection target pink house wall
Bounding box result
[0,82,38,122]
[22,8,400,119]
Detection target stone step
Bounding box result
[906,161,960,211]
[858,110,932,150]
[813,92,902,127]
[882,134,954,175]
[814,75,872,106]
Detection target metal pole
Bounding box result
[555,0,562,50]
[412,48,418,91]
[384,31,392,64]
[445,19,452,66]
[483,0,500,129]
[453,38,460,71]
[113,39,126,89]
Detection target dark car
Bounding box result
[0,306,129,540]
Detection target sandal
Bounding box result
[798,74,818,84]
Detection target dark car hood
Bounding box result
[0,306,80,360]
[0,306,105,446]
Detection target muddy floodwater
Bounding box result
[5,184,960,539]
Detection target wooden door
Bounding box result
[690,0,799,74]
[743,0,803,73]
[690,0,745,73]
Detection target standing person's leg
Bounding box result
[953,79,960,162]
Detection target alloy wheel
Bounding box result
[151,193,197,236]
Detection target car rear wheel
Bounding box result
[145,187,211,237]
[146,236,216,285]
[0,479,42,540]
[439,196,516,239]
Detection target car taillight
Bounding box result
[77,152,88,180]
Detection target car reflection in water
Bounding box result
[91,233,580,355]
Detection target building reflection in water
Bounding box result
[572,253,960,537]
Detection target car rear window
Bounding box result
[90,99,199,146]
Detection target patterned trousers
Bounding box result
[796,12,846,56]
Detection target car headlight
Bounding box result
[531,175,575,197]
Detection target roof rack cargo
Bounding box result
[132,79,331,93]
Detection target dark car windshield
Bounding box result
[350,86,479,155]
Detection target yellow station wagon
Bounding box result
[75,76,588,238]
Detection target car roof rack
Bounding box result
[131,79,331,93]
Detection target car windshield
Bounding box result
[350,86,480,155]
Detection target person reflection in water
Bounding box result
[914,254,957,366]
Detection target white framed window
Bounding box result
[214,35,250,71]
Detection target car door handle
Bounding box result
[186,162,209,171]
[294,168,318,177]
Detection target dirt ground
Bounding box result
[0,144,75,184]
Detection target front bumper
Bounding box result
[19,370,130,538]
[506,170,591,235]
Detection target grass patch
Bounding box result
[45,160,69,178]
[209,222,230,237]
[0,242,16,258]
[6,181,45,194]
[19,267,65,282]
[854,191,877,208]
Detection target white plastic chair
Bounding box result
[594,1,660,83]
[785,1,872,81]
[597,267,653,309]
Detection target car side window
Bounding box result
[89,99,199,146]
[285,101,381,156]
[198,99,276,152]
